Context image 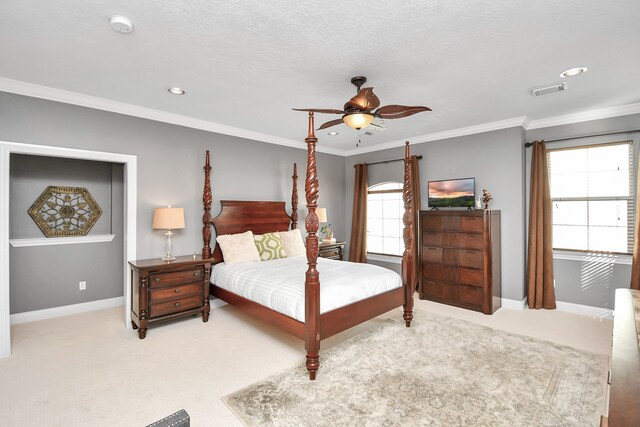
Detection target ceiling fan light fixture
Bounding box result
[343,112,374,130]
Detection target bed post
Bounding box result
[202,150,212,259]
[402,142,415,327]
[304,113,321,380]
[291,163,298,230]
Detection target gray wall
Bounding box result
[1,92,347,313]
[10,155,114,237]
[346,127,527,302]
[525,114,640,309]
[9,160,124,313]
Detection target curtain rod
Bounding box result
[524,129,640,147]
[354,155,423,168]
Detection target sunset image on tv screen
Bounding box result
[428,179,475,207]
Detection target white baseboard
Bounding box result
[11,296,229,326]
[501,298,527,311]
[10,296,124,325]
[555,301,613,319]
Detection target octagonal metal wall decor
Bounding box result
[28,186,103,237]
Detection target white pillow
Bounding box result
[279,229,306,257]
[216,231,261,265]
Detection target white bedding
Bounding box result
[211,256,402,322]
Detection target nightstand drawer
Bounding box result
[319,249,340,259]
[149,295,201,318]
[149,283,202,303]
[149,268,202,288]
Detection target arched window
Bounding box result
[367,182,404,256]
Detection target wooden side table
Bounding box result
[129,255,212,339]
[318,241,345,261]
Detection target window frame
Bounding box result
[366,182,404,257]
[547,140,634,255]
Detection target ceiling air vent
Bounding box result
[529,82,568,97]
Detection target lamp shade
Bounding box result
[342,113,374,130]
[316,208,328,223]
[152,207,185,230]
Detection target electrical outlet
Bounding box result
[79,281,87,291]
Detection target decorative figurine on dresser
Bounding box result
[419,209,501,314]
[129,255,213,339]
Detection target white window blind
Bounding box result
[366,182,404,256]
[547,141,634,253]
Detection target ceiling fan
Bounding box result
[293,76,431,131]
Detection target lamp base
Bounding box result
[162,230,175,262]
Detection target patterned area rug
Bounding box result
[223,312,608,426]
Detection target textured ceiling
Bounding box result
[1,0,639,154]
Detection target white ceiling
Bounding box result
[1,0,639,155]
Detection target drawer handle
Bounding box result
[175,302,181,307]
[193,271,200,277]
[155,278,161,282]
[175,288,181,293]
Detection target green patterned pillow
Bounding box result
[254,232,287,261]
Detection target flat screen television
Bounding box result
[428,178,476,208]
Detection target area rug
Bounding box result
[223,312,608,426]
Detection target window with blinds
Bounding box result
[547,141,634,253]
[366,182,404,256]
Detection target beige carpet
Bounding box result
[0,299,612,426]
[224,312,609,426]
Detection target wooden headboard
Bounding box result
[210,201,293,262]
[201,150,299,262]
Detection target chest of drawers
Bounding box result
[129,255,212,339]
[419,210,501,314]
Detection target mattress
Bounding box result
[211,256,402,322]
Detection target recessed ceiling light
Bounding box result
[110,16,134,34]
[560,67,587,78]
[167,87,186,95]
[328,131,339,136]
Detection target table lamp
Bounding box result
[316,208,335,244]
[152,206,185,261]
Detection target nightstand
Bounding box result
[318,241,345,261]
[129,255,212,339]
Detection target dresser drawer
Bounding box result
[149,283,202,303]
[458,267,484,287]
[458,250,483,268]
[459,216,484,232]
[149,295,202,318]
[458,233,483,250]
[149,268,203,288]
[422,246,442,263]
[422,231,443,246]
[423,281,483,307]
[422,216,443,231]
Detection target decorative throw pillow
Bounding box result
[253,232,287,261]
[279,229,306,257]
[215,231,261,265]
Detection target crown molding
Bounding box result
[525,102,640,130]
[0,78,344,156]
[2,78,639,157]
[342,116,528,156]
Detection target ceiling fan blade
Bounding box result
[374,105,431,119]
[347,87,380,110]
[317,118,344,130]
[292,108,344,114]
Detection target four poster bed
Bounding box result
[201,112,416,380]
